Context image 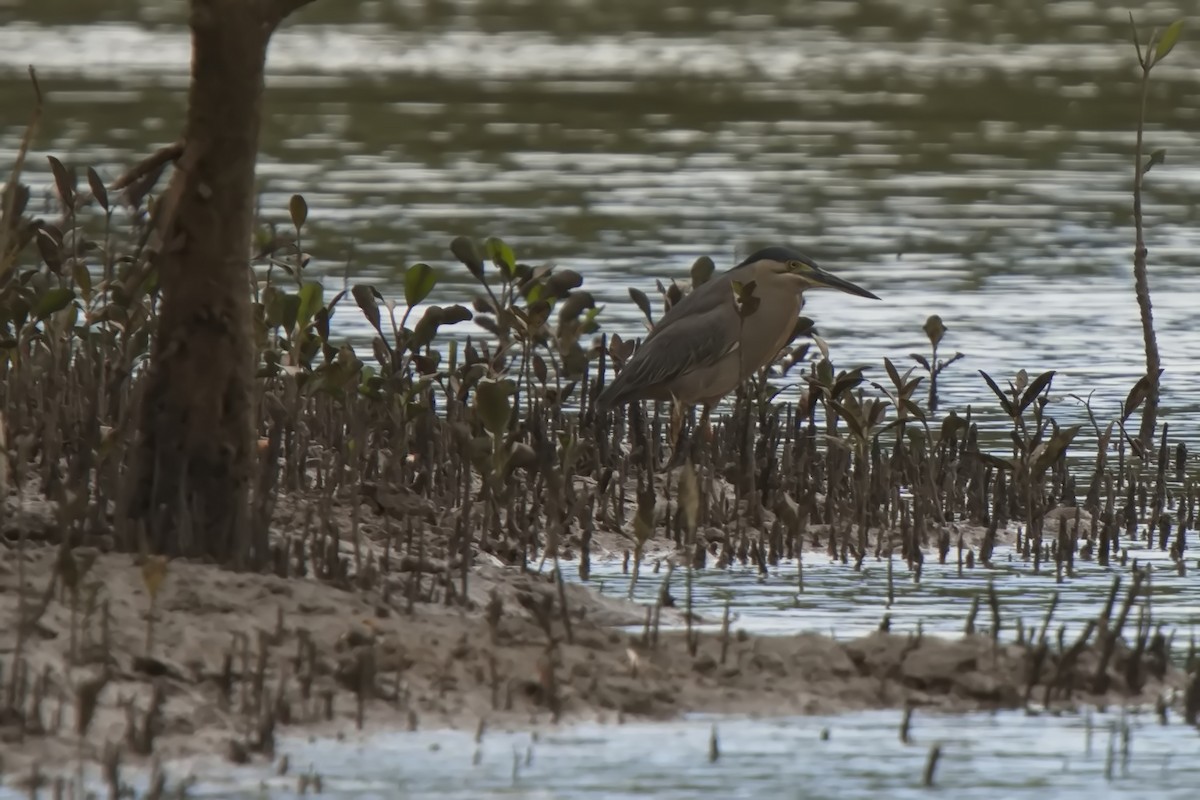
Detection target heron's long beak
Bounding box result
[810,268,879,300]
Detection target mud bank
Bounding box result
[0,496,1182,789]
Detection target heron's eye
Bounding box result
[788,260,808,271]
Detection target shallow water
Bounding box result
[3,0,1200,443]
[41,709,1200,799]
[562,537,1200,645]
[3,4,1200,794]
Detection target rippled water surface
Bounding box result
[3,0,1200,439]
[42,709,1200,799]
[563,540,1200,645]
[3,3,1200,795]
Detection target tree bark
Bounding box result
[126,0,317,566]
[1131,66,1161,449]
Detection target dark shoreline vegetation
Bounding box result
[2,8,1198,800]
[3,127,1200,793]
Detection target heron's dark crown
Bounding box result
[734,246,819,270]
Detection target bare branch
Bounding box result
[119,140,207,298]
[112,140,185,193]
[261,0,321,26]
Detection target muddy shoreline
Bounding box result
[0,491,1180,791]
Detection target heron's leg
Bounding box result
[666,399,692,470]
[699,403,715,444]
[669,398,685,450]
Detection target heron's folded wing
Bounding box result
[612,301,739,397]
[643,270,735,343]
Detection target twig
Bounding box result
[119,139,206,298]
[110,140,184,193]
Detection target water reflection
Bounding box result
[1,0,1199,442]
[561,539,1200,645]
[79,708,1200,799]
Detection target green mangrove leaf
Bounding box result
[1121,372,1159,422]
[314,306,331,343]
[439,304,473,326]
[978,370,1014,416]
[456,363,487,398]
[628,287,653,323]
[409,314,438,352]
[475,378,515,436]
[412,352,439,376]
[404,263,437,307]
[815,357,834,387]
[289,194,308,230]
[1143,148,1166,175]
[450,236,485,281]
[545,268,583,298]
[923,314,945,347]
[507,442,538,474]
[1155,19,1184,63]
[72,261,92,303]
[883,357,901,389]
[812,334,830,362]
[581,306,602,335]
[939,412,966,445]
[509,304,531,329]
[33,287,75,320]
[523,264,552,292]
[664,280,683,309]
[352,284,382,333]
[526,299,551,329]
[296,281,323,328]
[1032,424,1081,476]
[901,398,926,422]
[46,156,74,209]
[831,367,867,399]
[1019,370,1055,413]
[867,399,888,429]
[782,343,810,374]
[691,256,715,288]
[558,291,595,324]
[474,314,500,338]
[829,399,866,442]
[281,292,301,333]
[905,425,927,448]
[525,282,545,305]
[607,333,627,362]
[36,230,62,272]
[484,236,516,279]
[561,345,587,378]
[86,167,108,212]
